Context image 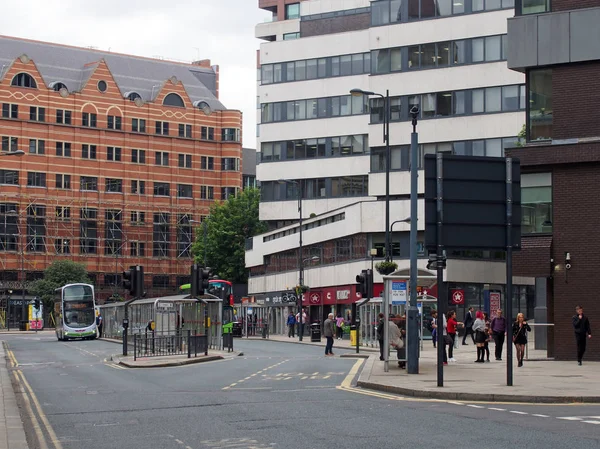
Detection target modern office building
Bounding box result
[247,0,534,333]
[0,35,243,319]
[507,0,600,360]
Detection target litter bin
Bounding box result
[232,322,243,337]
[20,321,28,331]
[310,323,321,342]
[349,324,358,346]
[223,333,233,352]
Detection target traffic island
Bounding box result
[111,353,227,368]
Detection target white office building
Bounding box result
[246,0,535,333]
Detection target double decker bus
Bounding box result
[180,279,235,322]
[54,283,97,341]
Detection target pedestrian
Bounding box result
[490,308,507,361]
[473,311,487,363]
[483,312,491,362]
[462,307,475,345]
[376,313,385,361]
[512,312,531,367]
[388,314,404,369]
[96,312,103,338]
[324,313,335,356]
[296,308,307,338]
[430,310,438,348]
[287,312,296,338]
[572,305,592,366]
[447,310,459,362]
[336,314,344,340]
[252,313,258,336]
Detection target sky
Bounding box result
[0,0,270,148]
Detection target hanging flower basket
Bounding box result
[295,285,309,296]
[375,261,398,275]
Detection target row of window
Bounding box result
[261,175,369,202]
[370,84,526,123]
[0,171,236,199]
[1,103,239,141]
[261,52,371,85]
[301,6,371,22]
[261,94,369,124]
[263,213,346,243]
[371,0,515,26]
[261,134,368,162]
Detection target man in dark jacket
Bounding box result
[376,313,385,361]
[287,312,296,338]
[324,313,335,356]
[573,305,592,365]
[462,307,475,345]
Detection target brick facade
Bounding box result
[0,44,242,302]
[552,0,600,11]
[300,13,371,37]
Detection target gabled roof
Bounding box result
[0,35,225,111]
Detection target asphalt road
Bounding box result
[4,333,600,449]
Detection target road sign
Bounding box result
[391,281,407,305]
[490,291,501,312]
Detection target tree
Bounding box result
[191,188,267,284]
[30,260,90,306]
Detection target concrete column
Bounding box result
[534,277,548,350]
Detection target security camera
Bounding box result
[410,105,420,119]
[565,263,572,270]
[565,252,572,270]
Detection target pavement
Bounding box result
[0,343,28,449]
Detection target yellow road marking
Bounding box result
[10,370,48,449]
[340,359,364,388]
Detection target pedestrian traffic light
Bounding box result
[122,266,135,296]
[356,270,368,297]
[33,298,40,310]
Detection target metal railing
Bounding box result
[133,330,208,360]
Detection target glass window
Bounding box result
[390,98,402,121]
[522,176,552,234]
[340,96,351,116]
[331,97,340,117]
[371,98,385,123]
[485,36,502,61]
[437,42,451,66]
[421,0,436,18]
[340,55,352,76]
[331,137,340,157]
[295,100,306,120]
[351,95,365,115]
[472,89,484,113]
[528,69,553,141]
[274,63,283,82]
[390,147,402,170]
[520,85,526,110]
[372,0,390,25]
[306,59,318,79]
[408,0,419,20]
[373,49,391,74]
[408,45,420,69]
[521,0,549,15]
[421,43,436,67]
[364,53,371,73]
[262,65,273,84]
[331,57,340,76]
[422,94,436,118]
[318,58,327,78]
[486,139,503,157]
[472,38,484,62]
[485,87,502,112]
[317,138,326,157]
[286,102,295,121]
[503,0,515,6]
[502,85,519,111]
[295,60,306,81]
[286,62,295,81]
[340,136,353,155]
[453,40,467,64]
[453,141,467,155]
[437,0,452,16]
[486,0,502,10]
[306,99,318,119]
[472,140,485,156]
[473,0,484,11]
[390,48,402,71]
[453,0,465,13]
[437,92,452,116]
[306,139,317,159]
[317,98,328,118]
[390,0,402,22]
[453,91,465,115]
[351,54,364,74]
[285,3,300,19]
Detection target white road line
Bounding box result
[510,411,528,415]
[467,405,485,409]
[582,421,600,425]
[488,408,507,411]
[557,417,582,421]
[532,414,550,418]
[447,401,464,405]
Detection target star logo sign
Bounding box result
[452,290,464,304]
[309,293,320,304]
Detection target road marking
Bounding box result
[532,414,550,418]
[510,411,528,415]
[10,369,49,449]
[467,405,485,409]
[340,359,365,388]
[105,363,127,370]
[222,359,290,390]
[582,421,600,425]
[557,417,582,421]
[488,408,506,411]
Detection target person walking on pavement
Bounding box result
[287,312,296,338]
[462,307,475,345]
[336,314,344,340]
[431,310,438,349]
[512,313,531,367]
[483,312,491,362]
[447,310,460,362]
[573,305,592,365]
[96,312,103,338]
[491,309,507,361]
[324,313,335,356]
[473,311,487,363]
[376,313,385,361]
[296,308,307,339]
[388,314,405,368]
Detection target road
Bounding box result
[3,333,600,449]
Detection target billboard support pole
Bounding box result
[506,158,514,387]
[436,153,445,388]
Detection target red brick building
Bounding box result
[507,1,600,359]
[0,35,242,316]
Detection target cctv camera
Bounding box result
[565,252,571,261]
[410,105,420,119]
[565,263,572,270]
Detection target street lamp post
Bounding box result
[390,217,411,264]
[350,88,391,261]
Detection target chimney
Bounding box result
[192,59,212,68]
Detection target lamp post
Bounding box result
[278,179,304,340]
[389,217,411,264]
[350,88,391,262]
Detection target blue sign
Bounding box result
[391,281,407,305]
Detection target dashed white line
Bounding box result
[467,405,485,409]
[488,408,507,411]
[510,411,528,415]
[532,414,550,418]
[557,417,582,421]
[582,421,600,425]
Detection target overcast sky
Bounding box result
[0,0,269,148]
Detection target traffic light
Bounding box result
[134,265,145,298]
[33,298,40,310]
[200,267,213,292]
[356,270,368,297]
[122,265,144,297]
[122,266,136,296]
[426,252,447,270]
[190,264,199,297]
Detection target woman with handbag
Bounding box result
[483,312,491,362]
[388,315,405,369]
[512,313,531,367]
[473,311,487,363]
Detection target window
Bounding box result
[82,112,97,127]
[521,173,552,234]
[55,174,70,189]
[153,213,170,258]
[221,158,239,171]
[283,32,300,40]
[335,239,352,261]
[178,124,192,138]
[29,139,45,155]
[154,182,170,196]
[105,178,122,193]
[155,121,169,135]
[222,128,240,142]
[104,210,123,256]
[107,147,122,161]
[82,144,97,159]
[80,208,98,254]
[130,241,145,257]
[155,151,169,166]
[221,187,237,200]
[2,104,18,119]
[0,170,18,185]
[56,109,72,125]
[2,136,18,153]
[11,73,37,88]
[177,184,193,198]
[26,205,45,253]
[80,176,98,191]
[201,156,214,170]
[131,211,145,223]
[528,69,553,141]
[163,93,185,108]
[178,154,192,168]
[29,106,45,122]
[200,185,214,200]
[201,126,215,140]
[520,0,550,15]
[97,80,107,92]
[132,118,146,133]
[285,3,300,19]
[27,172,46,187]
[131,180,146,195]
[55,239,70,255]
[55,142,71,157]
[131,149,146,164]
[107,115,122,130]
[55,206,71,220]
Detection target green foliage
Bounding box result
[516,123,526,147]
[30,260,90,306]
[375,260,398,275]
[191,188,267,284]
